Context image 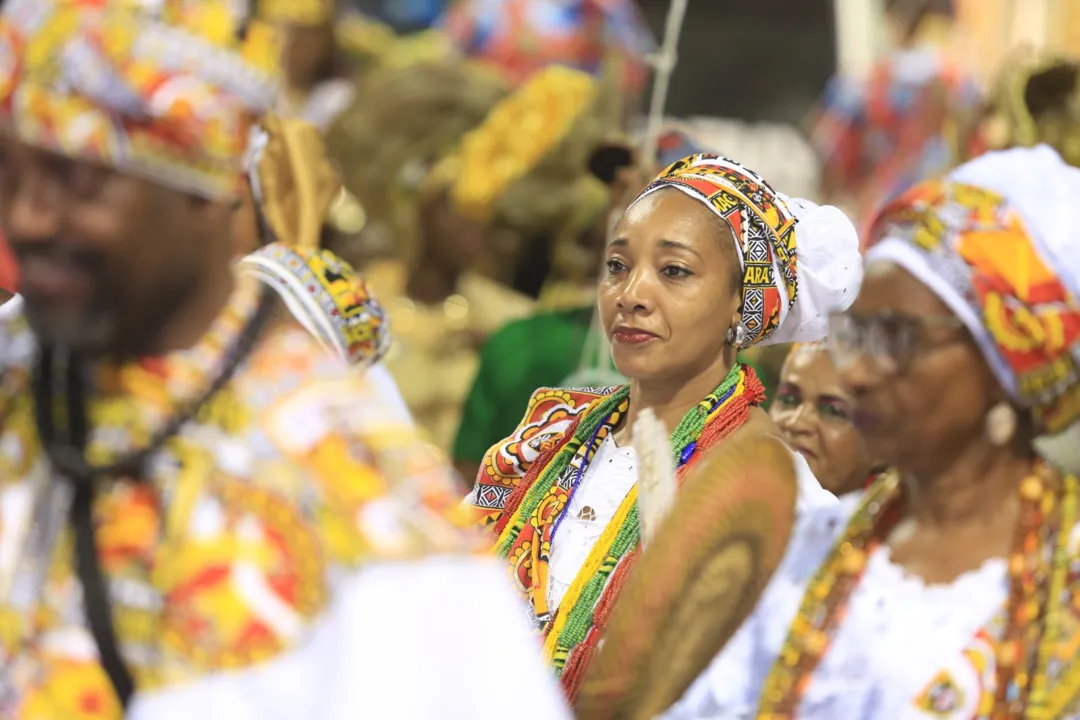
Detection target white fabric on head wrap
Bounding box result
[947,145,1080,301]
[952,145,1080,472]
[770,193,863,345]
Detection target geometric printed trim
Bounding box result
[476,484,513,510]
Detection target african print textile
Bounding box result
[813,50,980,236]
[437,0,653,93]
[470,385,614,529]
[469,366,765,699]
[871,180,1080,433]
[634,154,800,348]
[0,0,280,200]
[0,274,470,719]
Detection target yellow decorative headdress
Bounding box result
[324,59,508,265]
[259,0,335,27]
[447,60,624,240]
[0,0,281,200]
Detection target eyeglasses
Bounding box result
[826,311,966,376]
[772,385,854,425]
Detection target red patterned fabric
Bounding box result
[0,230,17,292]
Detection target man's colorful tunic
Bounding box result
[0,278,470,718]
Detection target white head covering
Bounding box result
[629,153,862,347]
[946,145,1080,301]
[864,144,1080,468]
[774,194,864,345]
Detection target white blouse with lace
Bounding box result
[660,492,1080,720]
[547,435,837,617]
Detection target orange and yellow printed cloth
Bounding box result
[867,146,1080,434]
[0,276,473,718]
[0,0,280,200]
[469,385,612,529]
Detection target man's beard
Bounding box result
[22,298,116,355]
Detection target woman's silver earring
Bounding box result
[726,322,748,349]
[985,402,1018,447]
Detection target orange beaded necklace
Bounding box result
[756,464,1077,719]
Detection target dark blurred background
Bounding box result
[356,0,838,124]
[634,0,835,123]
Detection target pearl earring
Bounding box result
[985,402,1018,447]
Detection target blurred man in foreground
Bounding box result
[0,1,568,717]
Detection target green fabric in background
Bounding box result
[454,307,595,463]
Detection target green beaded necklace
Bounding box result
[496,386,631,554]
[547,363,745,670]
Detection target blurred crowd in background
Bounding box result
[4,0,1080,481]
[243,0,1080,485]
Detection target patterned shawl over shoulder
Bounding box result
[470,386,618,528]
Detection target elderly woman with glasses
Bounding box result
[662,145,1080,720]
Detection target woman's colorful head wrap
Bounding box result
[866,145,1080,433]
[630,154,862,348]
[0,0,281,200]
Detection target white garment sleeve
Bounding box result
[0,294,22,322]
[365,361,414,426]
[128,557,570,720]
[790,447,839,512]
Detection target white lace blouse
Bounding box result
[661,492,1078,720]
